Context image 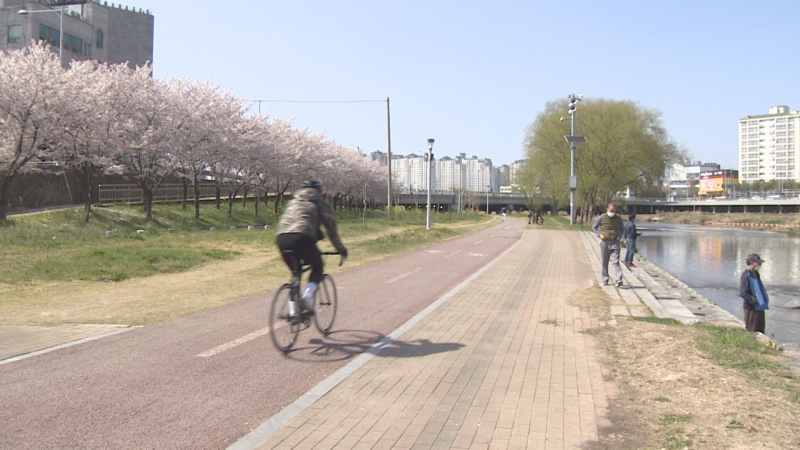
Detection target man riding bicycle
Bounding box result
[275,180,348,317]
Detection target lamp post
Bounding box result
[486,186,490,216]
[19,7,65,60]
[426,138,434,230]
[563,93,586,225]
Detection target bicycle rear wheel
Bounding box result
[313,274,338,335]
[270,284,299,353]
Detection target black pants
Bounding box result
[744,309,765,333]
[276,233,324,284]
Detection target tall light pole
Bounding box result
[19,7,65,60]
[426,138,435,230]
[563,93,586,225]
[486,186,490,216]
[386,97,393,215]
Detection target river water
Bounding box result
[635,223,800,347]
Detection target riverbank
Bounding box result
[638,211,800,232]
[577,231,800,448]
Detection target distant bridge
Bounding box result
[394,192,800,215]
[395,192,529,213]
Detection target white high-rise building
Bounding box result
[435,157,459,192]
[509,160,526,185]
[391,154,432,192]
[739,106,800,182]
[392,152,502,193]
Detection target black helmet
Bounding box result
[302,179,322,193]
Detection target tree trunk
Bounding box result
[227,190,234,218]
[83,163,93,223]
[181,177,189,210]
[242,186,248,208]
[193,174,201,219]
[143,186,153,221]
[274,191,282,215]
[0,176,12,222]
[254,187,260,217]
[215,186,221,209]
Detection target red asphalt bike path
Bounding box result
[0,218,525,449]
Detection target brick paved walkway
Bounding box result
[255,230,612,449]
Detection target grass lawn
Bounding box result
[0,202,495,325]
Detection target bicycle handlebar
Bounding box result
[321,251,345,266]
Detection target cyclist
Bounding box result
[275,180,348,317]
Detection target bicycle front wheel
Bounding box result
[313,274,338,335]
[270,284,299,353]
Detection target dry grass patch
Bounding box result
[569,285,800,449]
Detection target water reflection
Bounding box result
[637,223,800,346]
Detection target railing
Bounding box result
[98,183,221,204]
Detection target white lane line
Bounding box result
[473,240,484,245]
[444,250,462,258]
[425,250,444,254]
[228,233,523,450]
[197,324,282,358]
[0,327,140,366]
[384,267,422,284]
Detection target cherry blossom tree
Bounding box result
[0,43,69,221]
[56,61,128,222]
[170,79,250,219]
[111,66,180,221]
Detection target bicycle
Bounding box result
[270,251,341,354]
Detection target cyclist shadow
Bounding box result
[287,329,465,362]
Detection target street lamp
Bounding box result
[19,6,65,60]
[563,93,586,225]
[486,186,490,216]
[426,138,434,230]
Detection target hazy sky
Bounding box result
[141,0,799,169]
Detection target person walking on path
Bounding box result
[739,253,769,333]
[622,213,642,267]
[592,202,624,286]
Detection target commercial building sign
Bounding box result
[699,170,739,196]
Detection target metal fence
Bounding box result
[98,183,221,204]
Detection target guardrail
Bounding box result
[98,183,221,204]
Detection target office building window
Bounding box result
[96,29,103,49]
[39,24,59,46]
[8,25,21,44]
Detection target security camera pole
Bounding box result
[564,94,586,225]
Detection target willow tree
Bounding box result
[522,98,678,223]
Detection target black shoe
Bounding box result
[616,281,623,287]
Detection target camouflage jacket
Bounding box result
[276,187,345,252]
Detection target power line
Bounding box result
[248,99,385,104]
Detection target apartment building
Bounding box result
[739,105,800,182]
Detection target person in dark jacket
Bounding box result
[276,180,348,317]
[739,253,769,333]
[622,213,642,267]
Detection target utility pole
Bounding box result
[386,97,392,215]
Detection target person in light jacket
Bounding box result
[739,254,769,333]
